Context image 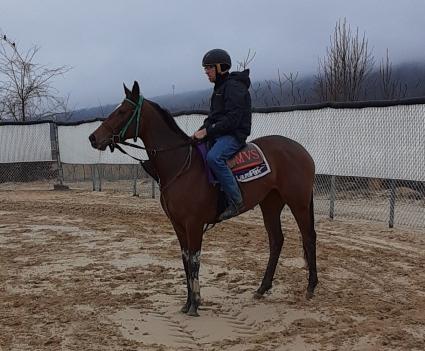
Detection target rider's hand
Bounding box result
[193,128,207,140]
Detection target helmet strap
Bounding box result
[215,64,222,74]
[215,64,229,75]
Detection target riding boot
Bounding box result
[218,198,244,221]
[216,168,244,221]
[205,135,245,221]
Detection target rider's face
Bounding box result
[204,65,216,83]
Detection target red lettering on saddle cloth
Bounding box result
[234,153,245,165]
[228,146,264,173]
[249,149,260,160]
[241,151,251,162]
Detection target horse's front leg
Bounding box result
[186,249,202,316]
[172,218,204,316]
[180,249,191,313]
[179,248,202,315]
[174,225,202,315]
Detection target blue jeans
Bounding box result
[206,135,243,206]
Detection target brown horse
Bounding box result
[89,81,318,317]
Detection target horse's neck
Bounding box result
[141,105,190,185]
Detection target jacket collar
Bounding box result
[214,72,229,90]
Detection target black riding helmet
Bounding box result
[202,49,231,74]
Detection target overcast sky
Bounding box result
[1,0,424,109]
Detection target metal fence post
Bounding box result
[97,164,102,192]
[151,179,156,198]
[389,179,396,228]
[329,175,336,219]
[132,164,138,196]
[91,164,96,191]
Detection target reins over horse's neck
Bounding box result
[140,101,192,189]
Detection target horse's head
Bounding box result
[89,81,142,151]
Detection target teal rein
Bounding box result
[119,95,144,141]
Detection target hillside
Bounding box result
[65,61,425,122]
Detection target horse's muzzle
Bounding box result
[88,133,98,148]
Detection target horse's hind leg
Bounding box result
[255,190,285,298]
[290,194,318,299]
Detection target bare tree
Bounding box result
[236,49,256,71]
[315,18,374,102]
[250,81,262,104]
[379,49,407,99]
[269,68,286,105]
[252,70,306,107]
[284,72,299,105]
[0,32,71,121]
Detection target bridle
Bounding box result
[102,96,145,158]
[101,95,193,190]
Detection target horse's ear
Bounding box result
[123,83,131,97]
[132,81,140,97]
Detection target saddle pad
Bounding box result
[228,143,271,182]
[195,142,271,184]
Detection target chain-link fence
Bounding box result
[61,163,158,198]
[313,175,424,228]
[1,99,424,229]
[0,122,59,191]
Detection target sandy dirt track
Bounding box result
[0,189,424,351]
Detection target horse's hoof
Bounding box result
[253,291,264,300]
[306,291,314,300]
[187,307,200,317]
[180,305,189,313]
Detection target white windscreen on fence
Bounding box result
[57,121,147,164]
[1,103,424,181]
[0,123,52,163]
[173,105,424,181]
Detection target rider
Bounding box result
[193,49,252,221]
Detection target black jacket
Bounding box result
[202,69,252,143]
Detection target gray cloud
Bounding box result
[2,0,424,108]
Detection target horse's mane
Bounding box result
[147,100,190,140]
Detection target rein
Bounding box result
[104,95,194,189]
[113,139,191,162]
